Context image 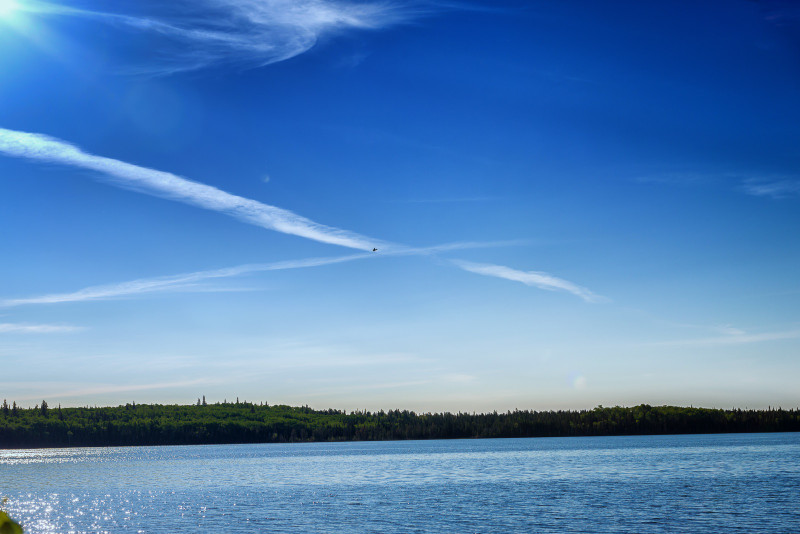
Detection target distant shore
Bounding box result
[1,401,798,449]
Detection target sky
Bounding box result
[0,0,799,412]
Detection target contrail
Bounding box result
[451,260,605,303]
[0,254,372,307]
[0,323,84,333]
[0,126,605,303]
[0,243,513,307]
[0,127,382,250]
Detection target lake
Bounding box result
[2,433,799,533]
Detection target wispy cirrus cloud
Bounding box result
[634,172,719,187]
[22,0,432,74]
[753,0,800,31]
[3,378,214,401]
[740,178,800,199]
[651,328,800,347]
[0,127,383,250]
[305,372,478,396]
[401,195,502,204]
[451,260,605,303]
[636,171,800,200]
[0,323,84,333]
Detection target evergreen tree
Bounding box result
[0,402,798,448]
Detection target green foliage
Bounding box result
[0,509,24,534]
[0,401,797,449]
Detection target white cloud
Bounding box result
[635,171,800,200]
[443,373,476,383]
[23,0,430,74]
[655,329,800,347]
[0,127,382,250]
[403,196,502,204]
[740,178,800,199]
[714,324,746,337]
[307,379,433,393]
[451,259,604,302]
[4,378,213,401]
[0,323,83,333]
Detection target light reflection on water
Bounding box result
[2,433,799,533]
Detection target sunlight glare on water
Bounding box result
[2,434,799,533]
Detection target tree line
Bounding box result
[1,399,798,449]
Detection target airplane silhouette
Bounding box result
[372,248,378,252]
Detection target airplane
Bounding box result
[372,248,378,252]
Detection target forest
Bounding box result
[1,399,798,449]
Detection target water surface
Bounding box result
[2,433,799,533]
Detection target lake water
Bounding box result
[2,433,799,533]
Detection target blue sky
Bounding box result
[1,0,798,411]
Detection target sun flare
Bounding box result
[0,0,17,17]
